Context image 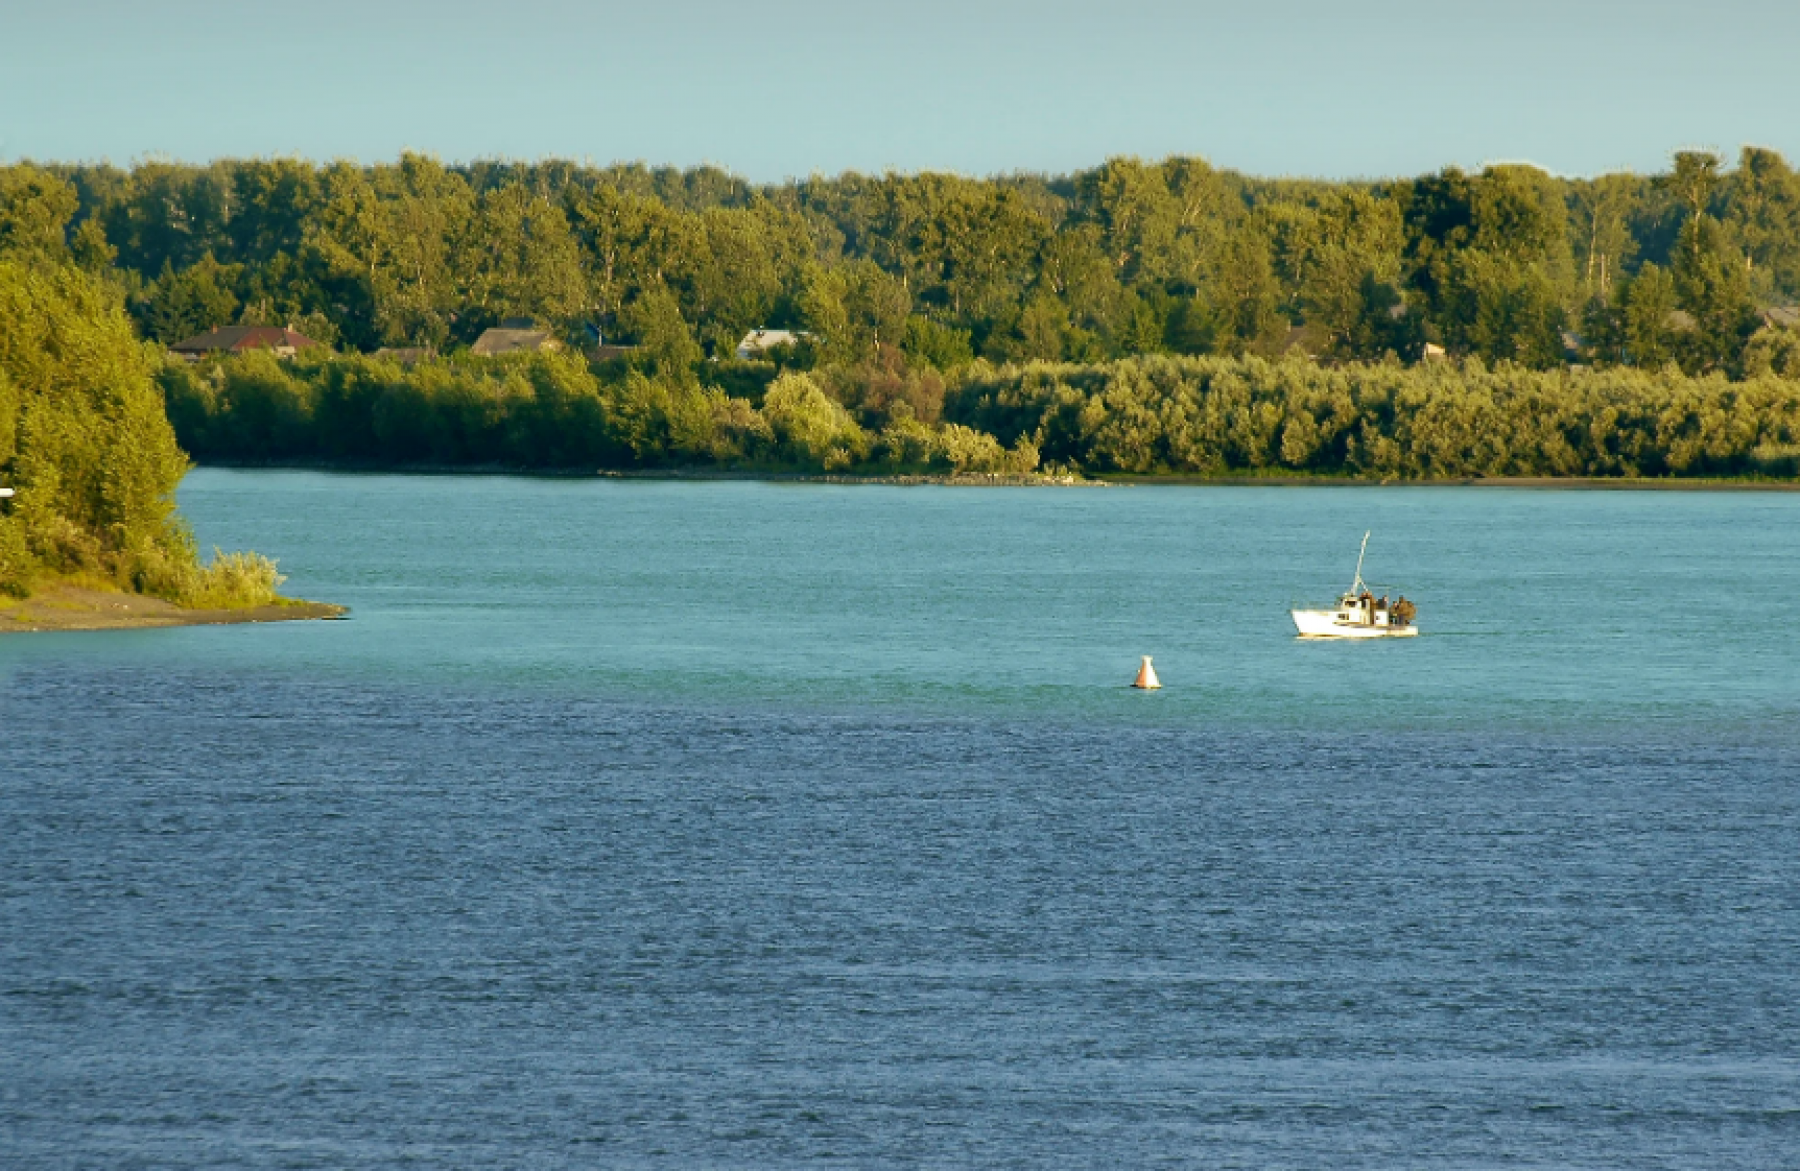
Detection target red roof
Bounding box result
[169,325,325,354]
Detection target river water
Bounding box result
[4,471,1798,1167]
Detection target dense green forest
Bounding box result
[0,257,280,602]
[6,149,1800,479]
[10,148,1800,369]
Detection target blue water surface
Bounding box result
[3,471,1798,1167]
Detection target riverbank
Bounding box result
[0,583,347,634]
[189,459,1800,490]
[1095,473,1800,490]
[193,459,1100,486]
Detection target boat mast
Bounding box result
[1351,530,1370,595]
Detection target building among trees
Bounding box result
[169,325,326,361]
[470,318,562,356]
[736,329,807,359]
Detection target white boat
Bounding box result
[1291,532,1418,639]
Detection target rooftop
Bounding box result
[169,325,326,354]
[470,328,561,357]
[735,328,807,359]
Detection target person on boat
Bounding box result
[1393,595,1415,625]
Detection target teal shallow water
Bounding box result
[9,470,1795,734]
[4,472,1799,1168]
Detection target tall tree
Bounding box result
[462,181,588,332]
[1724,146,1800,302]
[1671,214,1756,373]
[1569,172,1640,302]
[0,165,77,262]
[801,260,910,365]
[305,154,475,348]
[138,253,241,343]
[1266,190,1405,356]
[0,259,192,585]
[1077,157,1183,286]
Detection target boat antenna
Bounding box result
[1351,530,1370,595]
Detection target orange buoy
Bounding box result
[1133,655,1162,690]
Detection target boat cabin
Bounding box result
[1334,591,1415,630]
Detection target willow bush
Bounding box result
[154,345,1800,481]
[947,354,1800,479]
[157,352,1043,476]
[179,549,285,609]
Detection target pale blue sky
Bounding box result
[5,0,1797,180]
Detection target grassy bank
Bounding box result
[0,577,345,634]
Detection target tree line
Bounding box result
[5,150,1800,486]
[3,148,1799,375]
[156,347,1800,481]
[157,349,1041,476]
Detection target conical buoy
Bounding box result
[1133,656,1162,689]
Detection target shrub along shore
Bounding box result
[159,348,1800,482]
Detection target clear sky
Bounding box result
[5,0,1797,181]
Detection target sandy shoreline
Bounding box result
[0,584,347,634]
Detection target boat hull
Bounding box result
[1291,609,1419,639]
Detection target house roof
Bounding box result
[169,325,325,354]
[1759,305,1800,330]
[470,328,560,356]
[735,329,807,358]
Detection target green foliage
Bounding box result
[8,150,1800,486]
[137,253,241,343]
[1624,264,1679,366]
[1671,215,1757,373]
[0,165,78,262]
[177,548,286,609]
[1267,190,1405,354]
[1742,326,1800,378]
[760,372,868,469]
[19,149,1800,379]
[0,369,16,468]
[1726,147,1800,301]
[158,349,875,472]
[1570,173,1641,301]
[822,350,948,428]
[619,286,703,376]
[934,423,1039,475]
[802,260,911,365]
[150,338,1800,482]
[0,515,31,596]
[949,353,1800,480]
[0,258,290,602]
[0,260,191,568]
[900,316,975,370]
